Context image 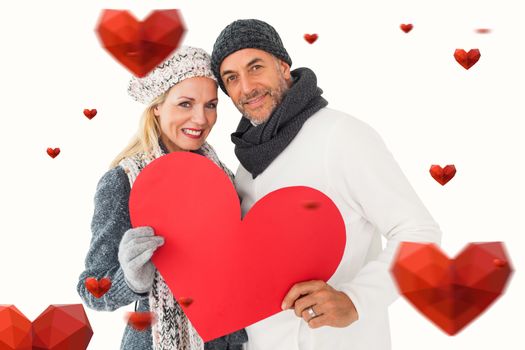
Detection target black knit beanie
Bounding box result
[211,19,292,95]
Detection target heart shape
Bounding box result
[126,312,156,331]
[475,28,491,34]
[429,164,456,185]
[83,109,97,120]
[400,23,413,33]
[454,49,481,70]
[95,9,186,77]
[85,277,112,298]
[46,147,60,159]
[129,152,346,341]
[391,242,513,335]
[303,33,318,44]
[0,304,93,349]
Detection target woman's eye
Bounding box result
[206,103,217,109]
[179,102,191,108]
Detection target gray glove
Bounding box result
[118,226,164,293]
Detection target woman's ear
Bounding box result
[153,105,160,117]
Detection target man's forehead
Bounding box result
[221,48,274,72]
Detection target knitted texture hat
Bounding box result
[128,46,216,104]
[211,19,292,95]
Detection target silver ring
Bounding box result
[307,306,317,319]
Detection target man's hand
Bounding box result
[281,280,358,329]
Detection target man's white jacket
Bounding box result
[235,108,442,350]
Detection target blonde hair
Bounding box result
[110,92,169,168]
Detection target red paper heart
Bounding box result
[47,147,60,159]
[429,164,456,185]
[391,242,513,335]
[126,312,156,331]
[454,49,481,70]
[83,109,97,120]
[400,23,413,33]
[95,9,186,77]
[85,277,112,298]
[303,33,318,44]
[129,152,346,341]
[0,305,93,349]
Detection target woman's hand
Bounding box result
[118,226,164,293]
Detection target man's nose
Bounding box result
[240,75,256,96]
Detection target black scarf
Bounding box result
[231,67,328,178]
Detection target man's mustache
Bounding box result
[240,89,271,105]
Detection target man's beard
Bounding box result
[235,74,289,125]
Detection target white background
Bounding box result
[0,0,524,349]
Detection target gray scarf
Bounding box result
[231,67,328,178]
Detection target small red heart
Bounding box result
[126,312,156,331]
[95,10,186,77]
[400,23,413,33]
[303,33,318,44]
[83,109,97,120]
[85,277,112,298]
[475,28,491,34]
[302,200,321,209]
[493,258,507,267]
[178,297,194,308]
[47,148,60,159]
[429,164,456,186]
[454,49,481,70]
[391,242,513,335]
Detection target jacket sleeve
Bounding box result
[77,167,148,311]
[324,116,442,321]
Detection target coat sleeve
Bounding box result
[324,115,442,321]
[77,167,148,311]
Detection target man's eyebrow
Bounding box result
[246,57,263,67]
[221,58,264,77]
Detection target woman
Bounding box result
[77,46,247,350]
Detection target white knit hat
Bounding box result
[128,46,217,104]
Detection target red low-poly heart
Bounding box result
[304,33,318,44]
[454,49,481,70]
[391,242,513,335]
[85,277,112,298]
[0,305,32,349]
[400,23,413,33]
[47,147,60,159]
[0,304,93,349]
[129,152,346,341]
[429,164,456,185]
[95,9,186,77]
[83,109,97,120]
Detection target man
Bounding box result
[211,19,442,350]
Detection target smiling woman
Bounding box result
[76,46,247,350]
[153,77,218,153]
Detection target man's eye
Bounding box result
[251,65,262,71]
[226,75,237,83]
